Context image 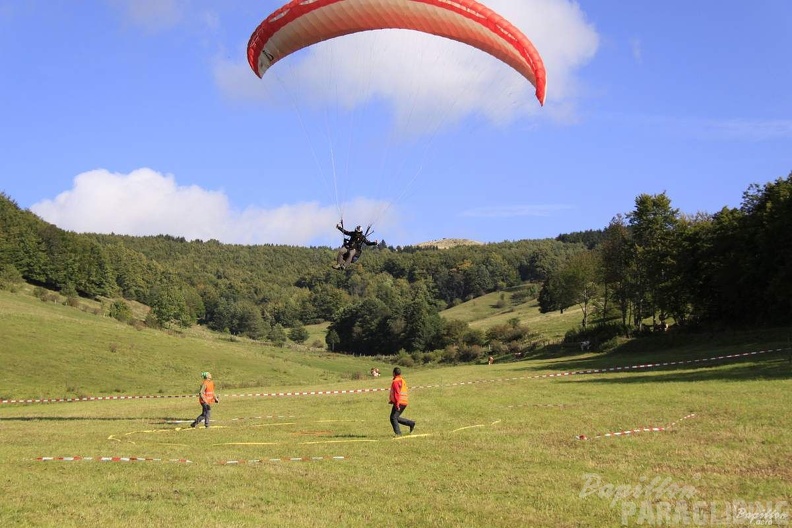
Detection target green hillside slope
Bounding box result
[0,288,389,400]
[440,288,583,342]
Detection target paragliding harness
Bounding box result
[340,237,360,264]
[346,248,361,265]
[338,220,373,266]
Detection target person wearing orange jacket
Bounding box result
[389,367,415,436]
[191,372,219,429]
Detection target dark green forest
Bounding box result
[2,171,790,357]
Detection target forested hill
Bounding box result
[89,232,336,290]
[89,232,578,292]
[0,192,584,344]
[2,171,791,356]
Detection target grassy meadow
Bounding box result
[1,288,791,527]
[441,288,584,343]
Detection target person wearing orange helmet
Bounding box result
[190,372,219,429]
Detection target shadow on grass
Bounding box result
[515,336,792,382]
[0,416,152,422]
[569,358,792,384]
[510,344,791,383]
[0,416,199,422]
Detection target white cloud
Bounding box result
[631,37,643,64]
[699,118,792,142]
[30,168,394,246]
[217,0,599,131]
[462,204,575,218]
[614,113,792,142]
[108,0,188,31]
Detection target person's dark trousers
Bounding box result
[343,248,358,266]
[192,403,212,428]
[390,404,415,435]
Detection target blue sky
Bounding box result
[0,1,790,248]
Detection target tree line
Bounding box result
[2,171,789,355]
[538,172,792,345]
[0,192,582,355]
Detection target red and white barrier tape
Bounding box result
[507,403,570,409]
[219,456,346,465]
[1,388,389,405]
[36,456,192,463]
[576,413,697,441]
[5,394,195,405]
[229,388,388,398]
[4,347,786,405]
[447,349,787,388]
[163,415,294,424]
[35,456,346,464]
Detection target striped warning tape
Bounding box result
[163,415,295,425]
[5,394,194,405]
[35,456,345,465]
[507,403,570,409]
[36,456,192,463]
[1,388,388,405]
[576,413,697,441]
[228,415,294,421]
[3,348,786,405]
[219,456,346,465]
[439,349,787,389]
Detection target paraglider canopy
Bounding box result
[247,0,547,106]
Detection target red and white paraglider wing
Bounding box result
[247,0,547,106]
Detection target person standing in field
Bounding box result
[389,367,415,436]
[191,372,219,429]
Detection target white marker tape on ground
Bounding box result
[4,348,786,405]
[576,413,697,441]
[438,349,787,390]
[299,438,378,445]
[36,456,192,463]
[214,442,280,446]
[219,456,346,465]
[1,388,387,405]
[507,403,570,409]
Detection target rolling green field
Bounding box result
[440,289,584,342]
[1,288,790,527]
